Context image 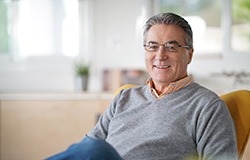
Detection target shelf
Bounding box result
[0,92,114,100]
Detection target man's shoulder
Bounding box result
[115,85,151,101]
[183,82,222,103]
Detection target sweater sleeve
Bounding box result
[196,99,238,160]
[87,93,120,140]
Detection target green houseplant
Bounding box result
[74,61,89,91]
[74,62,89,76]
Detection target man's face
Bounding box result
[144,24,193,88]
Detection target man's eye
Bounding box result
[149,45,158,49]
[168,46,175,49]
[165,45,176,51]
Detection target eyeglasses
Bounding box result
[143,41,190,52]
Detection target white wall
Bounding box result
[0,56,75,93]
[88,0,154,91]
[189,55,250,93]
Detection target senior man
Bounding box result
[46,12,238,160]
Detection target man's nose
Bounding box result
[155,46,168,60]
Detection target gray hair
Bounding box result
[143,12,193,48]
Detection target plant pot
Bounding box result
[75,75,88,92]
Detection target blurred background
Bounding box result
[0,0,250,160]
[0,0,249,94]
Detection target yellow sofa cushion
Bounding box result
[220,90,250,157]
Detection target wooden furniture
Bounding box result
[0,93,113,160]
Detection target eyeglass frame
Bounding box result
[143,40,190,52]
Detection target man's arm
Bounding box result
[87,95,119,140]
[196,100,238,160]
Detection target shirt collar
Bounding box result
[146,75,194,98]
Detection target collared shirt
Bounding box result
[146,75,194,98]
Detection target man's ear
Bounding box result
[187,48,194,64]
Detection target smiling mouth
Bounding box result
[154,65,171,69]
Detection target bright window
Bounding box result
[232,0,250,53]
[2,0,79,57]
[0,0,9,55]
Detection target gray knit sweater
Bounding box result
[88,82,238,160]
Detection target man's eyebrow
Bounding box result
[146,40,179,44]
[147,40,179,44]
[146,41,158,44]
[165,40,178,44]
